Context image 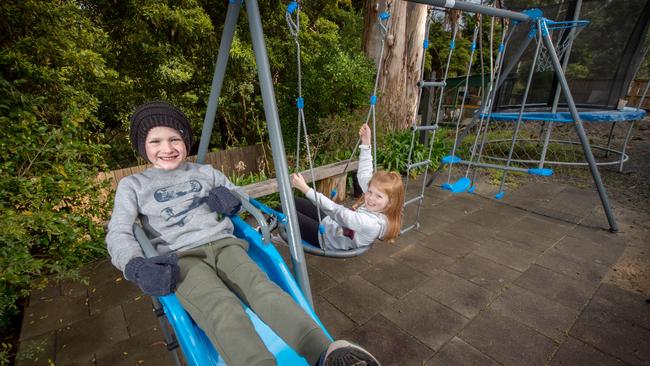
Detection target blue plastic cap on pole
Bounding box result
[522,8,543,20]
[450,40,456,50]
[423,39,429,49]
[370,95,377,105]
[296,97,304,109]
[499,43,505,53]
[330,188,337,198]
[287,1,298,14]
[379,11,390,20]
[318,225,325,234]
[495,191,505,199]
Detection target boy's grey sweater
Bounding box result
[106,162,247,272]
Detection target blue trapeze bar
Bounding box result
[483,107,646,123]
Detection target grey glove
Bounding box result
[124,255,180,296]
[207,186,242,216]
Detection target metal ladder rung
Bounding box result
[404,194,424,207]
[407,160,431,170]
[418,80,446,88]
[411,124,438,132]
[401,222,419,234]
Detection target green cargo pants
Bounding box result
[175,237,330,366]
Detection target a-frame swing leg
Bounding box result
[193,0,315,304]
[540,21,618,233]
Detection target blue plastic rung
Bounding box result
[318,224,325,235]
[527,168,553,176]
[441,177,471,193]
[498,43,505,53]
[495,191,505,200]
[471,42,476,52]
[287,1,298,14]
[330,188,337,198]
[449,40,455,50]
[379,11,390,20]
[441,155,462,164]
[370,95,377,105]
[296,97,304,109]
[423,39,429,49]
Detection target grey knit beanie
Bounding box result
[129,101,193,161]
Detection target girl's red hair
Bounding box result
[354,170,404,243]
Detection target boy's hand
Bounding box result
[359,123,371,146]
[207,186,242,215]
[292,173,310,194]
[124,255,180,297]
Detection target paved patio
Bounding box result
[17,180,650,365]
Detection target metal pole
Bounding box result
[246,0,314,305]
[407,0,531,23]
[540,21,618,232]
[539,0,583,168]
[197,0,241,164]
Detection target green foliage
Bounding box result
[376,129,448,177]
[0,0,111,356]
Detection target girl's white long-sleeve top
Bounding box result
[305,145,387,250]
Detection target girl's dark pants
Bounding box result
[281,197,324,248]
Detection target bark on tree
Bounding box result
[363,0,428,130]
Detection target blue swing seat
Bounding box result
[134,213,331,365]
[441,177,472,193]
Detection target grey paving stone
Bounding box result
[571,296,650,366]
[416,269,495,318]
[321,275,396,323]
[391,243,456,276]
[568,224,629,247]
[346,314,434,366]
[16,332,56,366]
[515,265,597,311]
[305,266,338,296]
[459,309,557,366]
[536,247,611,285]
[591,283,650,330]
[56,306,130,365]
[441,220,500,243]
[95,326,174,366]
[307,255,371,283]
[415,230,480,259]
[490,285,579,340]
[382,291,468,351]
[550,234,625,268]
[360,258,428,298]
[474,237,540,272]
[494,217,566,253]
[28,278,63,306]
[446,253,521,292]
[313,295,356,339]
[122,296,160,337]
[465,206,526,229]
[532,205,585,225]
[20,294,89,341]
[362,239,406,265]
[87,261,142,316]
[549,337,628,366]
[407,208,451,235]
[425,336,501,366]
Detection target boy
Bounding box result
[106,101,380,366]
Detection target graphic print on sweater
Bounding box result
[155,180,207,227]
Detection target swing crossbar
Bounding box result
[418,80,446,88]
[243,160,359,198]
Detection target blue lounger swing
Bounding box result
[133,196,331,366]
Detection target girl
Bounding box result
[291,123,404,250]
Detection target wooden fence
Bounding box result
[98,144,266,189]
[628,79,650,110]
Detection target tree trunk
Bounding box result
[363,0,428,130]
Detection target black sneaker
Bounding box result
[318,340,380,366]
